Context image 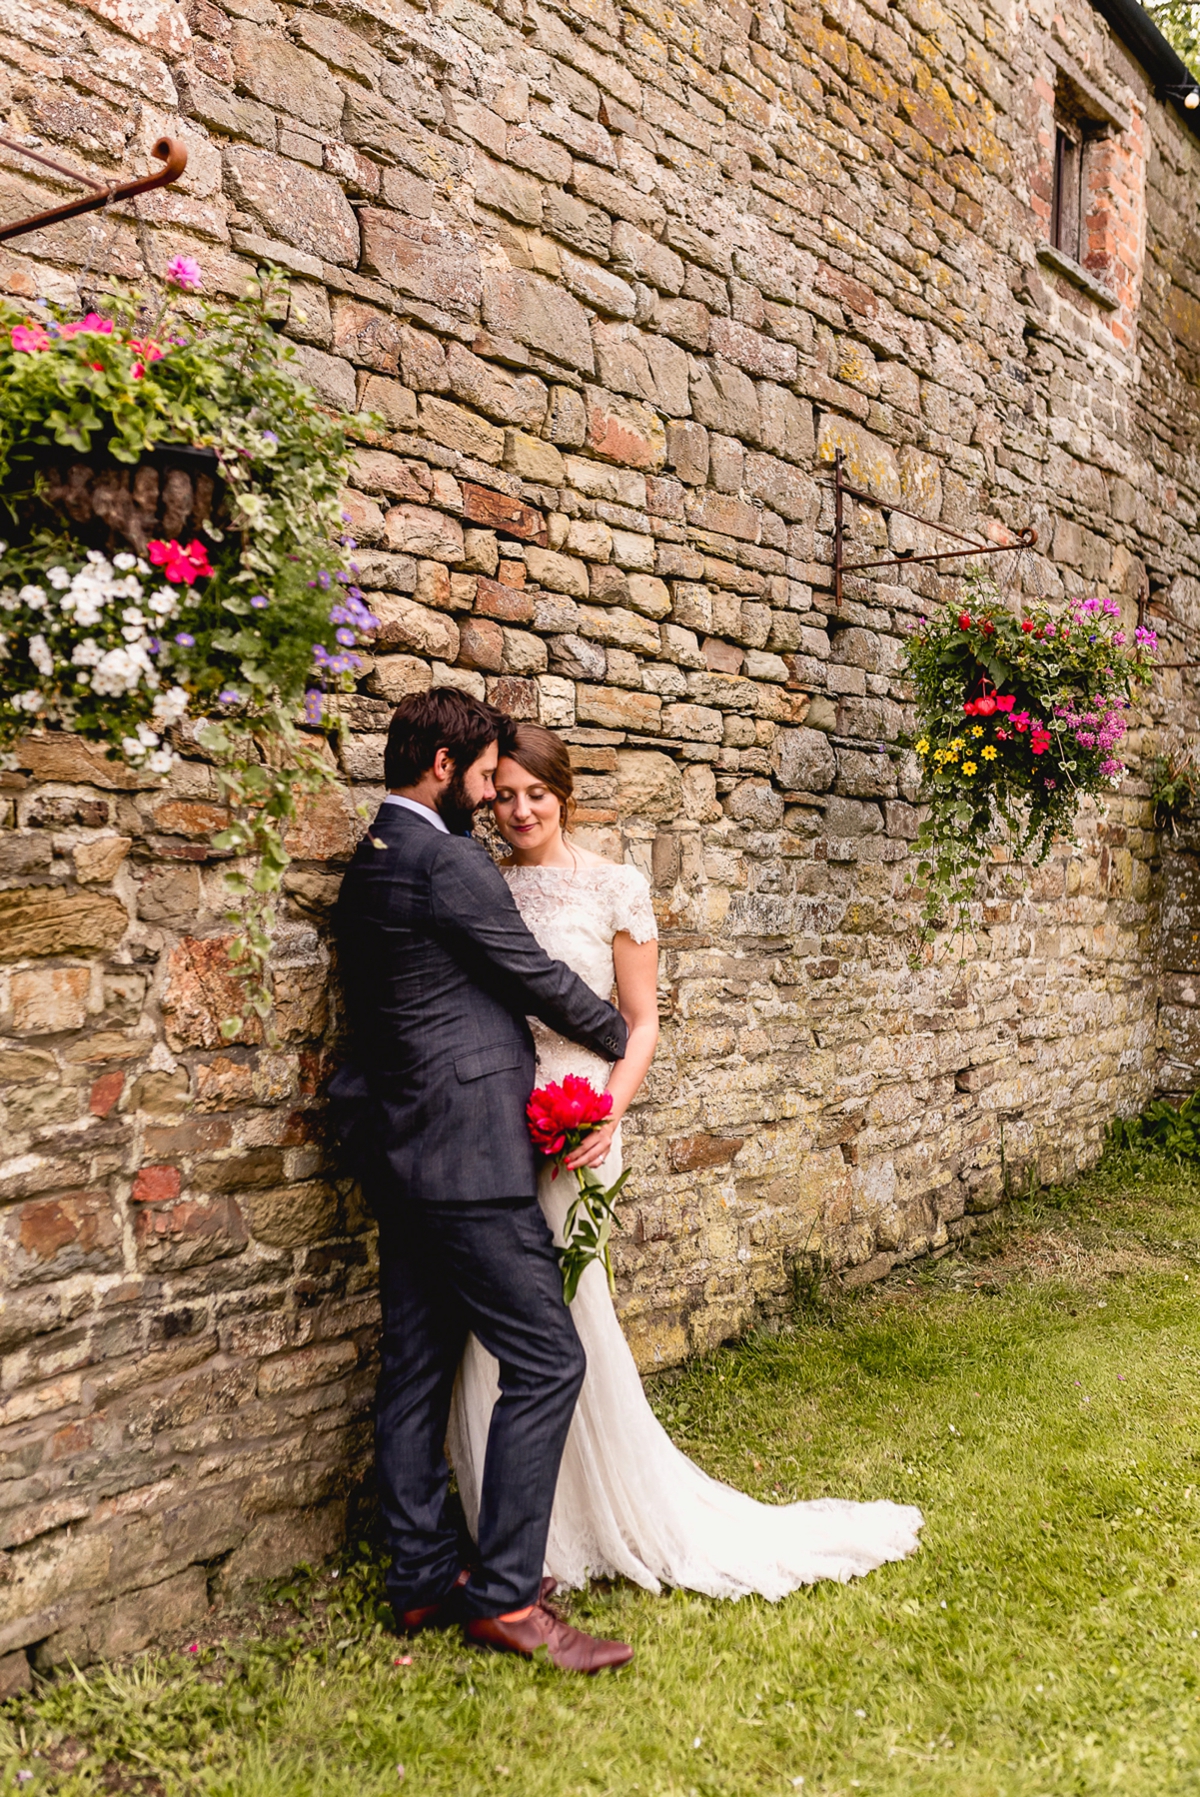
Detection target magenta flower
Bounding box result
[11,322,51,353]
[167,255,203,292]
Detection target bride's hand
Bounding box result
[564,1119,619,1172]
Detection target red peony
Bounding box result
[1030,730,1052,755]
[526,1075,613,1157]
[982,619,996,635]
[1021,618,1035,632]
[958,613,971,630]
[147,537,214,585]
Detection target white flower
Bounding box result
[121,735,144,758]
[122,607,146,625]
[92,646,143,696]
[152,685,188,727]
[0,630,7,658]
[113,553,136,571]
[46,565,71,589]
[72,638,103,667]
[121,625,146,643]
[148,587,178,617]
[136,722,159,746]
[147,748,174,773]
[28,633,53,676]
[13,689,43,711]
[18,584,46,610]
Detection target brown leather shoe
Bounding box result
[397,1566,470,1634]
[465,1601,633,1673]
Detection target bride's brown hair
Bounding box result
[497,721,577,829]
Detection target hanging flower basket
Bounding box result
[904,576,1157,939]
[0,262,378,1035]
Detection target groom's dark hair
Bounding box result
[385,687,505,789]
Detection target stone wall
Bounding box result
[1,0,1199,1682]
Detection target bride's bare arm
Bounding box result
[564,933,659,1172]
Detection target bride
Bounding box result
[448,721,923,1599]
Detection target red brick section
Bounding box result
[130,1165,182,1205]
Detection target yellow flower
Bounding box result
[915,738,930,755]
[962,761,977,776]
[950,737,965,751]
[981,745,997,760]
[971,725,984,738]
[943,750,958,763]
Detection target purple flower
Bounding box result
[312,643,331,666]
[317,570,332,591]
[304,689,324,724]
[175,631,195,647]
[218,688,242,704]
[147,637,161,654]
[261,430,279,444]
[335,627,356,646]
[250,594,269,609]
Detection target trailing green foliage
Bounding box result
[904,576,1155,938]
[0,270,377,1036]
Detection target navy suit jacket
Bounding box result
[331,803,628,1206]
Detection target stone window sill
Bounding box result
[1036,245,1118,311]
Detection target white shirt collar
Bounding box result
[382,794,449,833]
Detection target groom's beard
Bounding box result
[435,771,480,836]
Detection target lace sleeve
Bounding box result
[611,866,658,943]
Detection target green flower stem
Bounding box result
[560,1163,631,1305]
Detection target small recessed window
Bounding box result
[1051,122,1085,262]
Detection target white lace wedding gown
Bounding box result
[446,861,924,1598]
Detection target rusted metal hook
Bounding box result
[0,135,187,244]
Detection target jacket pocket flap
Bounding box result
[454,1043,524,1083]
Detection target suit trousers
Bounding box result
[374,1192,586,1620]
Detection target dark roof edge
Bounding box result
[1087,0,1200,136]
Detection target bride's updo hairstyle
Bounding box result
[497,721,577,830]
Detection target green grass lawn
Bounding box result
[5,1150,1200,1797]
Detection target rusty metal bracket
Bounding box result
[0,135,187,245]
[826,448,1037,607]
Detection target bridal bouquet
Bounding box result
[527,1075,631,1303]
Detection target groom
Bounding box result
[331,688,633,1672]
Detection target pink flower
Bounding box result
[131,362,145,380]
[11,322,50,353]
[167,255,203,291]
[147,538,214,585]
[60,312,113,337]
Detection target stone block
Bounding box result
[447,346,548,430]
[617,751,682,822]
[835,749,897,799]
[0,1649,31,1698]
[585,387,666,469]
[483,269,594,373]
[384,505,465,562]
[774,727,836,792]
[457,618,505,672]
[461,484,547,543]
[10,967,91,1035]
[360,211,482,314]
[367,655,434,702]
[576,687,662,733]
[243,1182,339,1250]
[578,604,661,655]
[501,628,548,675]
[0,887,126,961]
[225,147,359,265]
[229,22,343,129]
[418,395,505,463]
[504,430,565,485]
[73,836,132,885]
[133,1194,248,1271]
[1,1192,122,1287]
[372,594,460,661]
[35,1566,209,1672]
[163,937,261,1052]
[524,546,590,599]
